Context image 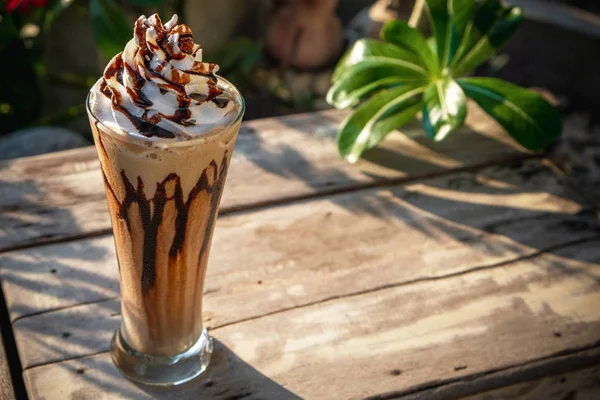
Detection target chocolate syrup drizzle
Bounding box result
[96,128,229,295]
[100,14,229,139]
[110,151,229,295]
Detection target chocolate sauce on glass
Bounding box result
[102,153,229,295]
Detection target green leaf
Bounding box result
[380,20,439,73]
[338,86,424,163]
[327,76,411,109]
[328,58,427,109]
[332,39,426,82]
[452,2,523,76]
[90,0,132,60]
[422,77,467,141]
[427,37,437,55]
[366,102,422,150]
[328,43,429,109]
[458,77,562,150]
[425,0,475,67]
[451,0,501,66]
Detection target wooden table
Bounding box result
[0,106,599,399]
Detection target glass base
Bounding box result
[110,328,213,387]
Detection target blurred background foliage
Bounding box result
[0,0,181,134]
[1,0,599,141]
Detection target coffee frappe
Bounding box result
[87,13,243,385]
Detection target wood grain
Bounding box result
[22,239,600,399]
[8,159,600,369]
[0,106,527,253]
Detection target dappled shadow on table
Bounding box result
[370,156,599,266]
[0,155,116,321]
[0,149,102,252]
[0,150,301,399]
[0,158,111,398]
[236,115,600,268]
[238,113,522,194]
[136,340,302,399]
[32,340,301,400]
[236,113,357,195]
[0,239,115,320]
[1,116,599,398]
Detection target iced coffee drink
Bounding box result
[86,14,243,386]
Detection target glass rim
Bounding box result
[86,75,245,148]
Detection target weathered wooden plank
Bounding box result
[0,327,15,400]
[22,239,600,399]
[401,347,600,400]
[8,160,600,368]
[0,106,528,252]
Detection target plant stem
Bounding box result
[408,0,425,29]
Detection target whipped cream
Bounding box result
[90,14,239,140]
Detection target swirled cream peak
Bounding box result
[90,14,239,140]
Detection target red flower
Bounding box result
[5,0,48,13]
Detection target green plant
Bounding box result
[0,0,68,134]
[0,0,168,135]
[327,0,562,163]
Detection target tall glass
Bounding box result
[86,78,244,386]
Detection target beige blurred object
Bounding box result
[266,0,343,69]
[346,0,422,43]
[370,0,403,25]
[184,0,246,53]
